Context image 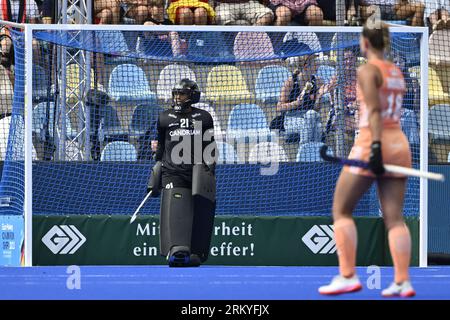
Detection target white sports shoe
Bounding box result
[319,275,362,295]
[381,281,416,297]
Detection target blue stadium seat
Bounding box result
[227,103,273,144]
[400,109,420,145]
[108,64,157,104]
[98,30,134,64]
[100,141,137,161]
[296,142,330,162]
[227,103,268,131]
[387,20,408,25]
[33,65,53,103]
[317,65,336,85]
[33,102,75,139]
[187,31,234,62]
[129,104,163,137]
[216,141,239,164]
[429,104,450,142]
[248,142,288,163]
[255,65,290,103]
[93,105,128,142]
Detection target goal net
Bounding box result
[0,24,428,265]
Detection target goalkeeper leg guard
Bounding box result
[160,188,194,262]
[191,164,216,263]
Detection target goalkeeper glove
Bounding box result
[147,161,162,196]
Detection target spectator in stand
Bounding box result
[215,0,273,25]
[357,0,425,26]
[167,0,215,24]
[40,0,55,23]
[326,49,359,155]
[269,0,323,26]
[316,0,360,25]
[120,0,152,24]
[0,0,42,83]
[94,0,121,24]
[139,0,183,57]
[424,0,450,31]
[270,43,330,144]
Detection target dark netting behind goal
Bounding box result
[0,26,424,217]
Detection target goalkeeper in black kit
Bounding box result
[148,78,217,267]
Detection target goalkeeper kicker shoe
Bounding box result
[381,281,416,298]
[319,275,362,295]
[168,246,191,267]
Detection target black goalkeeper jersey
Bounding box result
[155,107,216,177]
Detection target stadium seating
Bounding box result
[187,31,234,62]
[226,103,272,143]
[400,108,420,146]
[429,29,450,66]
[91,104,128,142]
[317,65,336,85]
[66,64,104,104]
[216,140,239,164]
[33,102,75,139]
[205,65,253,103]
[248,142,288,163]
[282,32,322,53]
[296,141,329,162]
[255,65,290,104]
[156,64,197,102]
[33,65,53,103]
[129,104,163,137]
[193,102,224,141]
[98,30,134,64]
[411,66,450,106]
[108,64,157,104]
[100,141,137,161]
[429,67,450,106]
[234,32,276,60]
[429,104,450,142]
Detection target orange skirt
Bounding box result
[344,126,412,178]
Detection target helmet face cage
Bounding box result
[172,79,200,105]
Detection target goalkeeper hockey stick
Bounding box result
[130,190,153,224]
[320,145,445,182]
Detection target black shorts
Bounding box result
[316,0,336,21]
[316,0,354,21]
[162,170,192,189]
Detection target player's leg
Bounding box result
[377,177,415,297]
[159,172,195,267]
[160,165,216,267]
[394,2,425,26]
[191,164,216,264]
[319,171,373,295]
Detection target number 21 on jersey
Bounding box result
[180,118,189,128]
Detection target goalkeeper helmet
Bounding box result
[172,78,201,112]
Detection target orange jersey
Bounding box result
[356,58,406,129]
